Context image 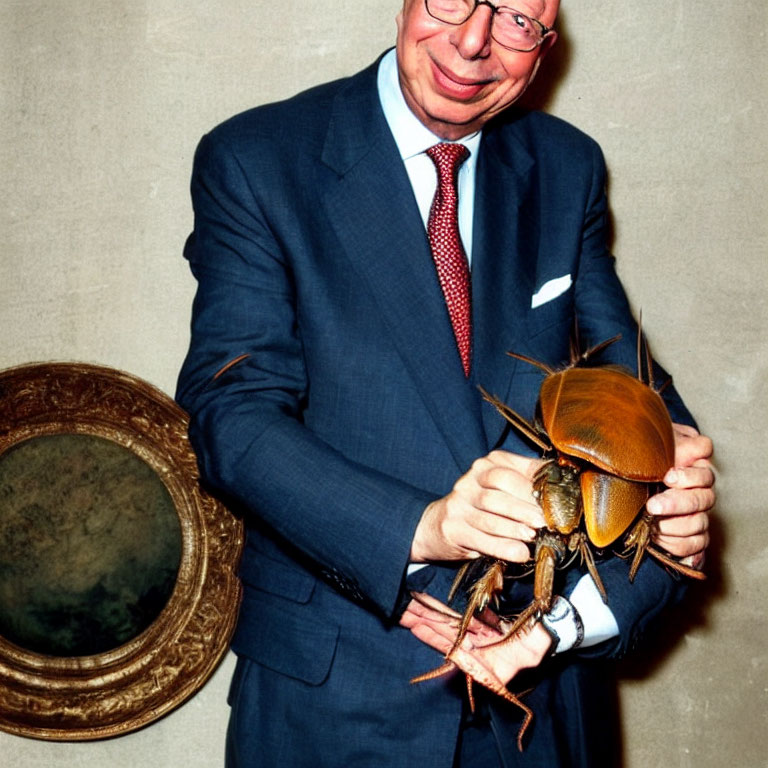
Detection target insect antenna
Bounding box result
[569,317,582,364]
[569,319,621,366]
[635,311,656,387]
[580,333,622,363]
[645,337,654,388]
[634,312,658,388]
[505,350,556,375]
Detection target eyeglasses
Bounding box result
[425,0,554,53]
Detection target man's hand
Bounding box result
[410,451,546,565]
[647,423,714,568]
[401,592,552,686]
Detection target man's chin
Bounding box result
[422,105,495,139]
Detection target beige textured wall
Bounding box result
[1,1,765,766]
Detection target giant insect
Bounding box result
[412,331,705,749]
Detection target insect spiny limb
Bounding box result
[622,516,705,582]
[409,591,463,621]
[410,661,456,685]
[493,602,540,645]
[624,515,653,581]
[629,542,646,582]
[514,695,535,752]
[464,673,476,713]
[448,560,506,656]
[576,535,608,603]
[645,545,707,581]
[450,628,535,750]
[448,561,473,604]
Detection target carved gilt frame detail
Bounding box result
[0,362,243,740]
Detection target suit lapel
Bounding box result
[319,64,487,472]
[471,122,541,445]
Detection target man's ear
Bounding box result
[538,31,558,61]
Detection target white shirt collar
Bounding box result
[377,49,481,160]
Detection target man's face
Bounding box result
[395,0,559,139]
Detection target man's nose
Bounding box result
[452,4,493,59]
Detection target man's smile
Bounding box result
[428,55,494,100]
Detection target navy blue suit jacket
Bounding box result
[177,55,693,767]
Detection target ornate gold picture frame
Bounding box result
[0,362,243,740]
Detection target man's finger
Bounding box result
[654,509,710,537]
[472,482,546,528]
[662,465,715,490]
[672,428,713,467]
[647,487,715,516]
[485,449,546,478]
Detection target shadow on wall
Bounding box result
[614,507,726,765]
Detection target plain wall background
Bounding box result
[1,1,765,765]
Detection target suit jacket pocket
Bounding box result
[232,550,339,685]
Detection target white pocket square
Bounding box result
[531,274,572,309]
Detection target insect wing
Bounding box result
[540,368,674,481]
[580,470,649,547]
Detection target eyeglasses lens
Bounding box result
[425,0,544,52]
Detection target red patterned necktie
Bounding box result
[426,143,472,377]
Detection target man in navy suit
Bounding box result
[177,1,714,765]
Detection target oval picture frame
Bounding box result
[0,362,243,740]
